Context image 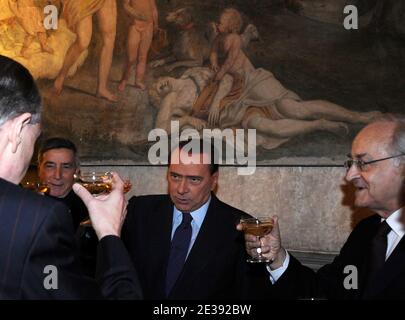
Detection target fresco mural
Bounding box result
[1,0,404,164]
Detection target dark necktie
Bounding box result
[365,221,391,289]
[165,212,193,296]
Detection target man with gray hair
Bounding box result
[241,118,405,299]
[38,137,87,230]
[0,55,142,299]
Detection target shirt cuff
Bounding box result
[266,250,290,284]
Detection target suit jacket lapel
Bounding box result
[148,196,174,298]
[358,218,381,296]
[364,236,405,298]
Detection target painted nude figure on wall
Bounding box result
[8,0,54,58]
[149,62,382,150]
[53,0,118,102]
[118,0,159,91]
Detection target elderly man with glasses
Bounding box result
[239,118,405,299]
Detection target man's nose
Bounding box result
[54,166,62,179]
[345,164,360,182]
[177,179,189,194]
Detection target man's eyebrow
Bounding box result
[169,171,182,177]
[351,153,367,159]
[187,175,203,180]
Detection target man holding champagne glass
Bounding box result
[121,138,272,299]
[239,118,405,299]
[37,137,88,231]
[0,55,142,299]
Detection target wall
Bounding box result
[83,165,373,254]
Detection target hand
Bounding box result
[237,215,286,269]
[187,117,207,131]
[208,104,220,127]
[73,172,128,240]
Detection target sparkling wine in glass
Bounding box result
[240,216,274,263]
[22,181,50,195]
[75,172,113,195]
[75,172,132,194]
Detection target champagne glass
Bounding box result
[74,171,132,194]
[21,181,50,195]
[240,216,274,263]
[74,171,113,195]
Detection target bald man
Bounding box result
[241,118,405,299]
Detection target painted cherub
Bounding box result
[118,0,159,91]
[208,8,255,126]
[206,7,381,135]
[8,0,54,58]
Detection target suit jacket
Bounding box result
[274,214,405,299]
[49,190,88,231]
[122,194,272,300]
[0,178,142,300]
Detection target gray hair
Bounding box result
[0,56,42,127]
[371,115,405,164]
[391,118,405,164]
[38,137,80,168]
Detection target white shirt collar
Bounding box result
[173,197,211,229]
[384,208,405,238]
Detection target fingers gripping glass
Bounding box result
[344,154,405,171]
[240,217,274,263]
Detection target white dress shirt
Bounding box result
[267,208,405,284]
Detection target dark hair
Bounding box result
[169,138,219,174]
[0,55,41,126]
[38,137,79,167]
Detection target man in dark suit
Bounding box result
[241,118,405,299]
[38,137,98,277]
[0,55,142,299]
[38,137,88,230]
[122,139,271,299]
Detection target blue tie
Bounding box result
[165,212,193,296]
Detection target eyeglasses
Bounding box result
[344,154,405,171]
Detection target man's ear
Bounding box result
[211,171,219,191]
[9,113,32,153]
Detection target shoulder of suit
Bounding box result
[128,194,170,210]
[352,214,380,232]
[210,195,250,219]
[1,179,61,207]
[0,179,70,226]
